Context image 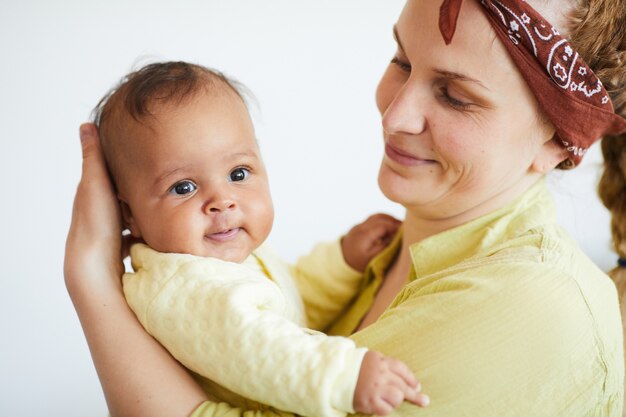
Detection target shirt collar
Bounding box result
[366,179,555,281]
[410,179,555,278]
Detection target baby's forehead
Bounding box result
[123,96,259,159]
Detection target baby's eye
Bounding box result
[229,167,250,182]
[169,180,197,196]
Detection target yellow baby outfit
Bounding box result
[190,180,624,417]
[123,241,367,417]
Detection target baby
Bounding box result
[93,61,428,417]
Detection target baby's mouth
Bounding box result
[205,228,241,242]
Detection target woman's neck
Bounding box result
[399,173,541,253]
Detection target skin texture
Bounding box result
[117,91,274,263]
[354,351,429,415]
[341,213,401,273]
[377,0,565,226]
[65,1,575,416]
[372,0,569,317]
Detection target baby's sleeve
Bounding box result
[289,240,365,331]
[123,245,366,417]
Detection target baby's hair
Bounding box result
[92,61,246,126]
[92,61,248,189]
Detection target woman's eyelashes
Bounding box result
[169,180,197,196]
[391,56,474,111]
[438,86,472,111]
[391,56,411,72]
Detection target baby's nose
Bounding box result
[204,197,236,213]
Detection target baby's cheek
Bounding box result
[248,197,274,244]
[144,217,190,254]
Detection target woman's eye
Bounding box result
[440,87,472,111]
[229,167,250,182]
[169,180,197,196]
[391,56,411,72]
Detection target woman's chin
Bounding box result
[378,169,421,207]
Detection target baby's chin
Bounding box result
[146,231,256,263]
[161,244,252,264]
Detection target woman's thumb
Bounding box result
[79,123,99,158]
[78,123,111,182]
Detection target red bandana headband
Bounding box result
[439,0,626,166]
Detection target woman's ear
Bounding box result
[118,196,142,238]
[531,136,570,174]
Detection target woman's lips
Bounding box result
[385,143,435,166]
[205,228,240,242]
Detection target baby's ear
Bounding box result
[118,196,142,238]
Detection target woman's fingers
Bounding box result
[80,124,108,178]
[74,124,122,244]
[65,124,124,291]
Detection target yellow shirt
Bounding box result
[124,241,367,417]
[191,180,624,417]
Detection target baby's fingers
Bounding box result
[370,395,395,416]
[386,358,418,388]
[404,388,430,408]
[386,358,430,408]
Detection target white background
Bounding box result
[0,1,615,416]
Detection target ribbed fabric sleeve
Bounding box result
[123,244,366,417]
[289,240,364,331]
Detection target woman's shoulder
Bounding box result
[405,221,622,366]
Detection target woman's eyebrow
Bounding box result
[434,69,491,92]
[392,25,406,53]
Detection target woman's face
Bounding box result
[376,0,559,220]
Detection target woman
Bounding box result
[65,0,626,415]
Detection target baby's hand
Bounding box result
[353,351,429,416]
[341,214,401,272]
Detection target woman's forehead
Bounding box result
[398,0,519,85]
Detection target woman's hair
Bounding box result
[576,0,626,404]
[576,0,626,277]
[599,135,626,294]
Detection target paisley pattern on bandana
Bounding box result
[439,0,626,166]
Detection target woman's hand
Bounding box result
[64,124,207,417]
[64,123,124,296]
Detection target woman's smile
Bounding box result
[384,142,436,166]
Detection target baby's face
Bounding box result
[119,91,274,263]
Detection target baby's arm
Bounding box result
[290,214,400,331]
[124,244,426,417]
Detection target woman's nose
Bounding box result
[381,83,427,136]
